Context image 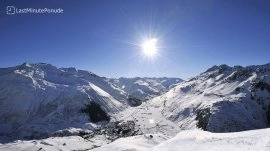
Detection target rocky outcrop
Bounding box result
[81,121,141,141]
[81,101,110,123]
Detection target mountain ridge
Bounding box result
[150,62,270,132]
[0,62,182,139]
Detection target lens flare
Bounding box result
[142,38,158,57]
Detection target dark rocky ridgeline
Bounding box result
[81,101,110,123]
[251,80,270,93]
[195,100,268,132]
[226,66,254,82]
[80,120,142,141]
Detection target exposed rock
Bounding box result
[127,95,142,107]
[195,108,211,131]
[81,101,110,123]
[81,121,141,141]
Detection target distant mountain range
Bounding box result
[109,77,183,100]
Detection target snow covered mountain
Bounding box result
[150,63,270,132]
[0,63,127,139]
[1,62,270,150]
[0,63,182,140]
[109,77,183,100]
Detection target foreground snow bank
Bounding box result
[1,128,269,151]
[92,133,170,151]
[154,128,270,151]
[0,135,109,151]
[94,128,270,151]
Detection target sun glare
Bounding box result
[142,38,158,57]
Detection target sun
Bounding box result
[142,38,158,57]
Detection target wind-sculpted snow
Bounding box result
[150,63,270,132]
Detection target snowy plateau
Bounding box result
[0,62,270,151]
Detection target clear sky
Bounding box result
[0,0,270,79]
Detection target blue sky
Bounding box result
[0,0,270,79]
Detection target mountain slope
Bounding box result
[0,63,126,138]
[149,63,270,132]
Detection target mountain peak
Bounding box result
[204,64,232,75]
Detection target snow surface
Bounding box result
[114,101,181,136]
[0,135,109,151]
[92,128,270,151]
[1,128,269,151]
[153,128,270,151]
[0,128,270,151]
